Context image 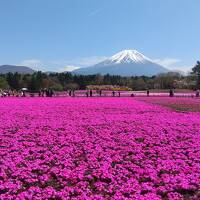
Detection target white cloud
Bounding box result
[19,59,44,71]
[174,66,192,73]
[73,56,107,67]
[18,56,193,74]
[153,58,181,68]
[153,58,193,73]
[18,56,107,72]
[59,65,80,72]
[49,56,107,68]
[22,55,191,73]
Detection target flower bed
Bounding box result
[136,97,200,112]
[0,98,200,199]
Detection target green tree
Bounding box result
[0,77,9,89]
[192,61,200,74]
[192,61,200,89]
[6,72,21,90]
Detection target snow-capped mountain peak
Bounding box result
[73,49,169,76]
[108,49,151,64]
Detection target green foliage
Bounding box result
[6,72,21,90]
[0,77,9,89]
[192,61,200,74]
[0,65,198,92]
[192,61,200,89]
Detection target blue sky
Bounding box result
[0,0,200,72]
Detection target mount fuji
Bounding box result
[73,50,169,76]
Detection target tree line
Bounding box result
[0,61,199,92]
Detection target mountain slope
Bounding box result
[0,65,35,74]
[74,50,169,76]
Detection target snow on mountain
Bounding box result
[73,50,170,76]
[107,50,151,64]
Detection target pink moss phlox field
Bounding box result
[136,97,200,112]
[0,98,200,199]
